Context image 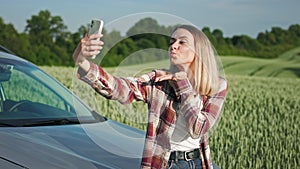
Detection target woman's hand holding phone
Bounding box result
[80,34,103,60]
[72,19,104,74]
[87,19,104,59]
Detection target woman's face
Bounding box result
[169,28,195,71]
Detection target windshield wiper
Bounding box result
[1,114,103,127]
[22,118,83,127]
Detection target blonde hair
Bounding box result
[170,25,220,96]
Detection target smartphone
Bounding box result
[88,19,104,59]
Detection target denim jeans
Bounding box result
[168,159,220,169]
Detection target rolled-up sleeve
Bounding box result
[77,62,150,104]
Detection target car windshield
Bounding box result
[0,58,105,127]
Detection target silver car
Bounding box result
[0,48,144,169]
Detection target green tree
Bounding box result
[288,24,300,37]
[0,17,21,52]
[102,29,122,49]
[127,18,161,36]
[212,29,226,46]
[25,10,68,45]
[25,10,72,65]
[0,17,32,60]
[202,27,216,46]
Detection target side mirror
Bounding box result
[0,64,13,82]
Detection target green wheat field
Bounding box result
[42,48,300,169]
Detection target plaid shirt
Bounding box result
[79,62,228,169]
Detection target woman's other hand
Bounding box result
[154,70,187,82]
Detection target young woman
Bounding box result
[73,24,228,169]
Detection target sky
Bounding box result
[0,0,299,38]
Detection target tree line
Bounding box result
[1,10,299,66]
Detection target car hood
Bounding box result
[0,120,145,169]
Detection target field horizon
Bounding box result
[90,46,300,79]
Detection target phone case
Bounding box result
[88,19,104,59]
[88,19,104,37]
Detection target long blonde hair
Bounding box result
[170,25,220,96]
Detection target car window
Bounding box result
[0,58,103,124]
[2,67,66,110]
